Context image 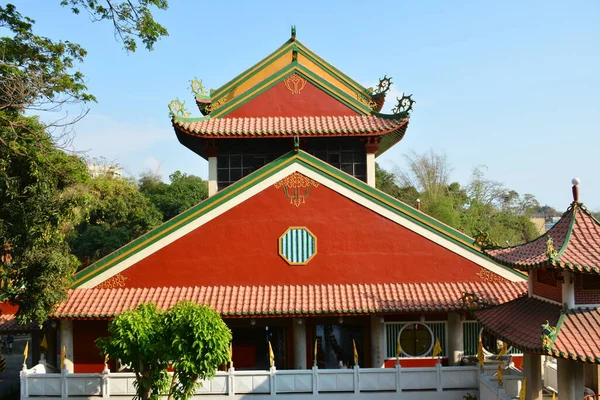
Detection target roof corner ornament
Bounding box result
[291,25,297,40]
[546,236,558,261]
[473,231,498,250]
[372,75,393,96]
[541,320,557,351]
[460,291,491,311]
[294,136,300,153]
[572,177,580,203]
[168,99,190,118]
[392,93,415,116]
[190,78,208,97]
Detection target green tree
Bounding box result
[61,0,169,52]
[0,115,92,323]
[375,163,419,205]
[69,176,162,268]
[139,171,208,222]
[97,301,231,400]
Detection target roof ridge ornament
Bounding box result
[190,78,208,97]
[291,25,296,40]
[392,93,415,116]
[473,231,499,250]
[168,99,190,118]
[546,236,558,261]
[372,75,393,96]
[572,178,580,203]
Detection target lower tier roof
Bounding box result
[476,296,600,363]
[53,281,526,319]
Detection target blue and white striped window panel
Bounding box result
[279,227,317,265]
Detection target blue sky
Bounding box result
[11,0,600,210]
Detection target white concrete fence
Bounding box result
[21,363,489,400]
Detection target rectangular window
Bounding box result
[582,275,600,291]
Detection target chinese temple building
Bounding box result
[476,180,600,399]
[14,30,532,394]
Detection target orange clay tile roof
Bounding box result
[484,203,600,274]
[551,308,600,363]
[172,115,408,138]
[476,296,600,363]
[0,313,41,333]
[53,281,526,319]
[475,296,561,353]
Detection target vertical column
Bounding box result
[562,271,575,308]
[208,156,218,197]
[365,139,379,188]
[524,353,543,400]
[292,319,307,369]
[528,272,534,297]
[370,315,385,368]
[59,320,74,373]
[558,358,584,400]
[447,312,464,365]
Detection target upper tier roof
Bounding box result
[173,115,409,156]
[482,201,600,274]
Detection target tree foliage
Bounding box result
[377,151,541,246]
[139,171,208,222]
[97,301,231,400]
[61,0,169,52]
[0,114,91,323]
[69,176,162,268]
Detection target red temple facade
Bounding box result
[12,30,531,388]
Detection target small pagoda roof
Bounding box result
[482,201,600,274]
[172,114,409,157]
[53,281,525,319]
[476,296,600,363]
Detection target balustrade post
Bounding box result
[61,365,68,399]
[395,363,401,393]
[101,363,110,398]
[227,367,235,397]
[312,366,318,394]
[354,365,360,394]
[19,365,29,400]
[436,360,443,392]
[269,366,277,395]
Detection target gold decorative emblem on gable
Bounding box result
[95,273,127,289]
[284,73,307,95]
[274,172,319,207]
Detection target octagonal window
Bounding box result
[279,227,317,265]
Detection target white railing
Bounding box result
[544,359,558,393]
[20,362,483,399]
[479,367,524,400]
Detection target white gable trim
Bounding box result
[80,163,524,288]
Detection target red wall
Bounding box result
[384,358,448,368]
[117,180,500,287]
[532,270,562,303]
[574,275,600,304]
[73,320,109,373]
[225,80,360,118]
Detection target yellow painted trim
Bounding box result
[214,42,294,99]
[295,41,370,95]
[297,53,357,100]
[278,226,318,266]
[72,157,299,286]
[214,50,293,106]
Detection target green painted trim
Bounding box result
[211,40,294,101]
[211,63,372,118]
[173,115,212,123]
[548,312,566,350]
[555,206,577,260]
[295,41,372,96]
[73,150,525,288]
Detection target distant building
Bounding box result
[87,164,122,179]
